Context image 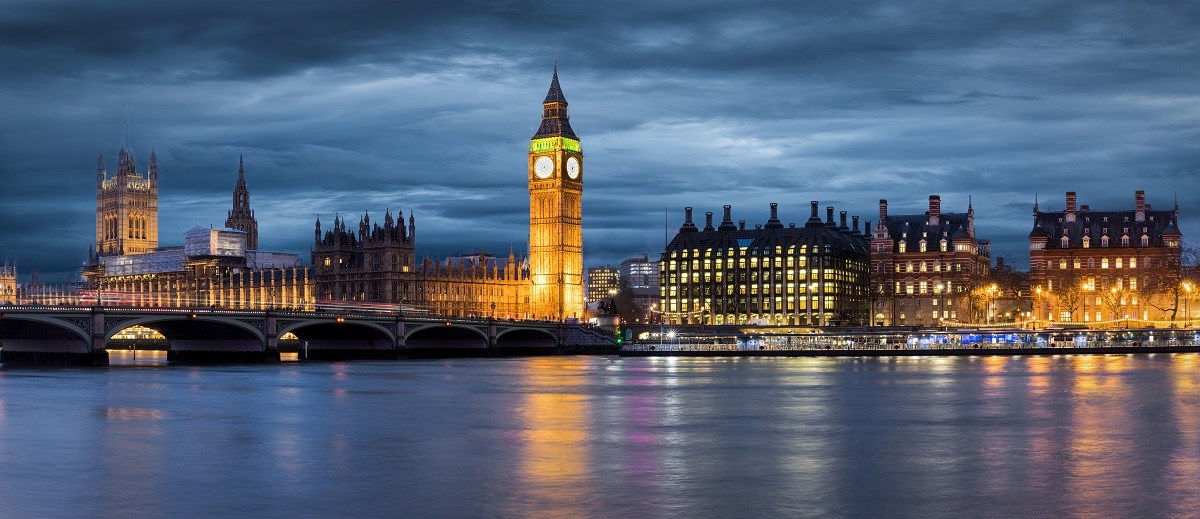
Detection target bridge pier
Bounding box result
[264,310,281,363]
[91,306,110,366]
[488,319,499,357]
[394,316,407,359]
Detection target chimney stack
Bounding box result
[852,215,860,233]
[765,202,783,229]
[839,211,848,229]
[826,206,835,225]
[739,220,746,231]
[879,199,888,222]
[929,195,941,217]
[719,205,736,231]
[1066,192,1077,213]
[810,201,819,220]
[681,207,698,232]
[704,211,714,231]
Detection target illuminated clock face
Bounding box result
[534,156,554,179]
[566,157,580,179]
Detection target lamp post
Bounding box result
[1034,286,1043,329]
[650,303,663,346]
[1184,282,1193,326]
[986,283,998,325]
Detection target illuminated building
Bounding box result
[84,155,313,309]
[527,64,585,320]
[224,154,259,250]
[1029,191,1183,324]
[311,66,583,320]
[870,196,991,326]
[414,250,529,319]
[659,202,870,326]
[94,148,158,256]
[620,253,659,316]
[83,227,312,309]
[586,265,619,303]
[0,262,16,304]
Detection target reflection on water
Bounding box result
[514,358,592,518]
[107,349,169,367]
[1,354,1199,517]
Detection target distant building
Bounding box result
[84,155,312,309]
[660,202,871,326]
[309,66,583,321]
[870,196,991,326]
[0,262,16,304]
[1029,191,1182,324]
[620,253,659,316]
[224,155,259,250]
[94,148,158,256]
[586,265,619,303]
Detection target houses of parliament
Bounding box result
[312,66,585,320]
[78,67,586,321]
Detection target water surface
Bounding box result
[2,353,1198,518]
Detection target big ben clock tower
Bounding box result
[528,64,584,321]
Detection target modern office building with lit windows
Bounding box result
[659,202,871,326]
[586,265,620,303]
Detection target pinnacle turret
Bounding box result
[533,63,577,140]
[225,154,258,250]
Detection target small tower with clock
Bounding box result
[528,64,584,321]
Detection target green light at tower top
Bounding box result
[529,137,581,153]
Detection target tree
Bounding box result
[610,277,645,326]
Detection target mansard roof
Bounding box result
[664,212,869,258]
[1032,208,1180,248]
[881,212,974,250]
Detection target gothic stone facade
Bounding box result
[85,155,311,310]
[311,67,583,321]
[95,148,159,256]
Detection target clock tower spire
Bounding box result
[528,64,584,321]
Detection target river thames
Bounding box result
[2,353,1198,518]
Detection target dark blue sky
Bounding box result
[2,0,1199,282]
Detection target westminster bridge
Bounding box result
[0,305,616,365]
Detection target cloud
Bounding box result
[2,0,1200,280]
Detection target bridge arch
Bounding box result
[0,315,92,353]
[105,315,266,344]
[279,319,398,360]
[405,323,489,350]
[495,328,558,350]
[278,319,396,343]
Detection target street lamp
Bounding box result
[986,283,998,325]
[1034,286,1043,328]
[1184,282,1193,325]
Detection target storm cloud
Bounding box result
[2,0,1199,281]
